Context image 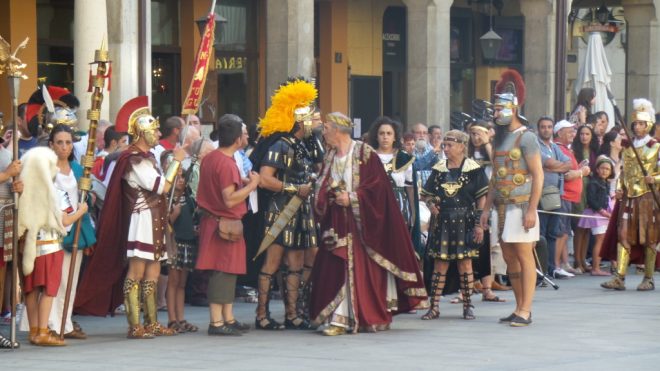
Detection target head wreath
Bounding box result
[259,79,317,138]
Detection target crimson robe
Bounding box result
[74,146,152,316]
[309,141,427,331]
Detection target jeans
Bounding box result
[539,212,560,273]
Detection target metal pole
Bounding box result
[8,75,20,349]
[554,0,568,121]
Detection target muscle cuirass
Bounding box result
[493,131,532,205]
[620,140,660,198]
[266,136,314,185]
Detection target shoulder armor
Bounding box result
[461,157,481,172]
[432,159,449,173]
[394,150,414,172]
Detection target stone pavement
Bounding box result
[2,273,660,370]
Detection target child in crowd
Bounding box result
[577,155,615,276]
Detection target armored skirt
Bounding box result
[422,158,489,261]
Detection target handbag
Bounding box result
[218,217,243,242]
[540,185,561,211]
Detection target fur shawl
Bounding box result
[18,147,66,275]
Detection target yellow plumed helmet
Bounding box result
[259,79,318,138]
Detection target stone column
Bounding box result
[403,0,452,132]
[265,0,315,103]
[107,0,139,122]
[520,0,555,122]
[622,0,659,116]
[74,0,109,129]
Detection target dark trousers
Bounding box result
[539,212,560,273]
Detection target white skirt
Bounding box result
[500,204,540,243]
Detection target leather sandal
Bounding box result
[482,288,506,302]
[168,320,184,333]
[255,316,285,330]
[284,316,310,330]
[145,322,177,336]
[178,320,199,332]
[32,328,65,346]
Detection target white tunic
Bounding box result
[124,157,166,260]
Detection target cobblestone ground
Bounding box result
[2,272,659,370]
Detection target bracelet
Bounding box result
[282,183,299,194]
[165,160,181,184]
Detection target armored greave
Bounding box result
[256,272,273,319]
[461,272,475,320]
[141,280,158,325]
[643,246,657,279]
[616,245,631,279]
[123,278,141,328]
[284,270,302,320]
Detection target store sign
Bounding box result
[383,7,406,71]
[216,56,247,71]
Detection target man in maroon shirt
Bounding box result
[196,114,260,336]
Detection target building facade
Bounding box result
[1,0,659,134]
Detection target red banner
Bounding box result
[182,12,216,115]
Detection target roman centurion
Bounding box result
[601,98,660,291]
[75,96,186,338]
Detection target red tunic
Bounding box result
[196,150,247,274]
[24,250,64,296]
[309,142,427,330]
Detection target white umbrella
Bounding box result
[575,32,615,132]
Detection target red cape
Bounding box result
[600,199,660,267]
[74,146,152,316]
[309,142,427,329]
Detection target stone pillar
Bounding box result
[0,0,38,121]
[317,0,348,114]
[74,0,109,130]
[107,0,139,122]
[520,0,555,122]
[265,0,315,103]
[622,0,659,116]
[403,0,452,131]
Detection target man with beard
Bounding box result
[479,89,543,327]
[536,117,571,275]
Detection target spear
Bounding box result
[0,34,29,350]
[59,39,110,339]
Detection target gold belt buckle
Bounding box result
[512,173,526,186]
[509,148,522,161]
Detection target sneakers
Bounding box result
[552,268,574,279]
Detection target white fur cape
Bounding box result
[18,147,66,275]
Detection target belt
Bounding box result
[37,240,63,256]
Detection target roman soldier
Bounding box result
[25,85,80,146]
[479,69,543,327]
[601,99,660,291]
[249,78,320,330]
[75,96,185,338]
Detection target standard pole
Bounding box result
[59,41,109,339]
[8,76,20,349]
